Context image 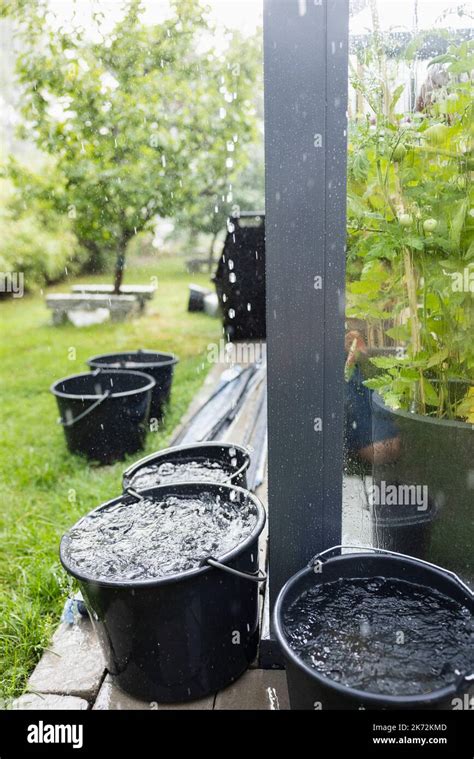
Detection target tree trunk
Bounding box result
[113,248,126,294]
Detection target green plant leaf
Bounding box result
[425,348,449,368]
[369,356,404,369]
[422,378,439,406]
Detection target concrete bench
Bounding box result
[46,293,140,325]
[71,284,156,312]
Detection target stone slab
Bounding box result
[11,693,89,710]
[27,617,106,701]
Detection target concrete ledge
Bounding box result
[27,617,106,701]
[12,693,89,710]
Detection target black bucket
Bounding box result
[188,285,211,313]
[274,547,473,710]
[60,482,266,702]
[87,350,179,421]
[370,488,437,560]
[51,369,155,465]
[371,391,474,576]
[122,442,251,492]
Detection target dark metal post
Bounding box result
[264,0,349,606]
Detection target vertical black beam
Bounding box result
[264,0,349,605]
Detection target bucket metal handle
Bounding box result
[58,390,111,428]
[309,544,473,597]
[206,557,267,583]
[125,488,145,502]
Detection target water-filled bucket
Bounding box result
[60,482,266,702]
[87,350,178,420]
[51,369,155,464]
[274,546,473,710]
[122,442,251,492]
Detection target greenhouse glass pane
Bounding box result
[345,0,473,582]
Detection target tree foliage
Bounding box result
[7,0,260,287]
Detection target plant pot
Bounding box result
[51,369,155,465]
[87,350,179,421]
[370,496,437,560]
[371,392,473,576]
[122,442,251,492]
[60,482,266,702]
[274,549,473,710]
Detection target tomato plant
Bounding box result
[346,36,473,421]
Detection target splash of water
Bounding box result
[129,458,232,489]
[64,491,256,582]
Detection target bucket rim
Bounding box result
[273,552,473,707]
[60,482,266,588]
[87,350,179,370]
[50,369,156,400]
[122,442,251,488]
[372,388,474,432]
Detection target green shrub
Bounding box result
[0,181,86,293]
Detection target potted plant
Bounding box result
[346,34,473,575]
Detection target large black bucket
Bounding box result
[122,442,251,492]
[370,490,437,560]
[274,547,473,710]
[87,350,179,421]
[60,482,266,702]
[51,369,155,465]
[371,391,474,575]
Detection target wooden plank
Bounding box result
[214,669,289,710]
[170,362,225,445]
[93,675,214,711]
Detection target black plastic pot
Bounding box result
[188,285,211,313]
[371,390,474,575]
[87,350,179,421]
[51,369,155,465]
[274,547,474,710]
[122,442,251,492]
[60,482,266,702]
[371,497,436,560]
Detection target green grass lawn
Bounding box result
[0,256,221,700]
